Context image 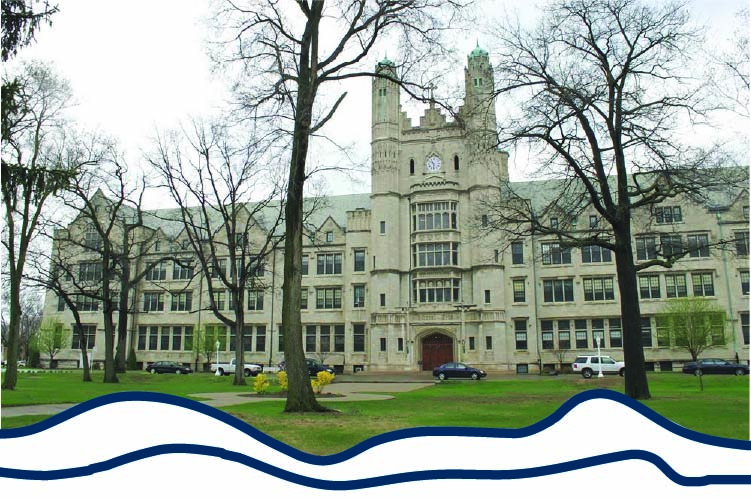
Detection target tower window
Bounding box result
[410,159,415,175]
[454,155,459,170]
[378,88,387,97]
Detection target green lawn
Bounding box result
[1,370,748,455]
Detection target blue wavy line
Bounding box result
[0,443,749,487]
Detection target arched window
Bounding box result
[454,155,460,170]
[410,159,415,175]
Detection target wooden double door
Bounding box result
[421,333,454,371]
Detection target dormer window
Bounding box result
[325,231,334,243]
[550,217,558,230]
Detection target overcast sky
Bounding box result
[11,0,749,201]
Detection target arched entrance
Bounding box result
[421,333,454,371]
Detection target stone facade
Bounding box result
[42,47,750,373]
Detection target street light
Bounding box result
[595,332,603,378]
[215,340,221,376]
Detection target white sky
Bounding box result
[11,0,750,201]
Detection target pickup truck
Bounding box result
[210,358,263,377]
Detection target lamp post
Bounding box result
[215,340,221,376]
[595,332,603,378]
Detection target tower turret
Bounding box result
[463,43,496,132]
[371,57,401,193]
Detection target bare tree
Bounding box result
[709,7,749,118]
[1,61,101,390]
[481,0,747,400]
[214,0,469,412]
[1,287,43,363]
[34,317,69,368]
[150,120,285,386]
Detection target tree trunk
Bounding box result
[71,310,92,382]
[1,272,21,390]
[233,305,247,386]
[613,227,651,400]
[114,277,130,373]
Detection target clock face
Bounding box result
[426,155,442,172]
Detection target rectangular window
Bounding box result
[316,253,342,274]
[692,272,715,296]
[57,295,66,312]
[589,215,598,228]
[379,293,386,307]
[301,254,309,275]
[143,292,164,312]
[636,236,657,260]
[212,291,225,311]
[592,319,605,348]
[353,324,366,352]
[541,320,554,350]
[210,258,226,279]
[72,325,96,350]
[353,285,366,308]
[172,260,193,280]
[558,320,571,349]
[172,326,182,351]
[484,289,491,304]
[741,270,749,295]
[485,335,493,350]
[316,287,342,309]
[398,337,404,352]
[325,231,334,243]
[412,278,461,304]
[583,277,615,301]
[278,327,284,353]
[170,292,192,311]
[581,244,612,263]
[412,201,458,231]
[145,262,167,281]
[609,318,622,348]
[247,289,264,311]
[301,288,308,309]
[665,274,688,298]
[160,326,170,351]
[380,221,386,234]
[654,206,682,224]
[641,317,653,347]
[320,325,331,352]
[334,325,345,353]
[468,336,476,351]
[656,317,671,347]
[413,242,459,267]
[575,319,588,349]
[380,337,387,351]
[512,279,526,302]
[736,231,749,256]
[541,242,571,265]
[354,249,366,272]
[542,278,574,302]
[229,327,237,351]
[138,326,147,350]
[511,241,524,264]
[76,295,99,312]
[78,262,103,282]
[741,312,749,344]
[255,325,266,352]
[514,319,528,350]
[149,326,159,350]
[184,326,193,351]
[550,217,558,229]
[660,234,683,258]
[305,325,316,352]
[638,275,661,299]
[687,233,710,257]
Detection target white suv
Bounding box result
[572,355,625,378]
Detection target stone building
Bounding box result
[42,47,750,373]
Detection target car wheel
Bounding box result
[582,368,593,379]
[244,368,251,377]
[619,368,625,377]
[438,373,447,380]
[694,369,702,376]
[735,368,745,376]
[471,372,480,380]
[150,368,156,374]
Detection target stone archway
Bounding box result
[421,333,454,371]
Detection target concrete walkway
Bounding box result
[1,380,435,419]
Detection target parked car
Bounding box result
[572,355,625,378]
[145,361,192,374]
[682,359,750,376]
[432,362,487,380]
[278,358,336,377]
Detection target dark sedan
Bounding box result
[682,358,749,376]
[432,362,487,380]
[145,361,192,374]
[278,358,336,377]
